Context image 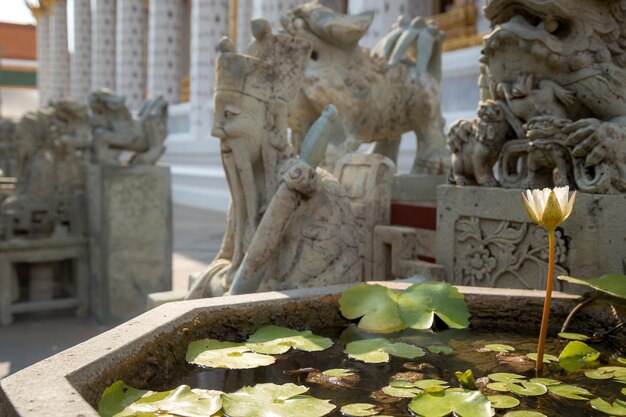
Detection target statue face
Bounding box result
[212,91,266,165]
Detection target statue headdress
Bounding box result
[214,19,312,105]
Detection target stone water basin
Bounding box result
[1,282,623,417]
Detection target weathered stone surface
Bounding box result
[437,185,626,292]
[282,2,448,174]
[87,164,172,322]
[447,0,626,194]
[3,283,623,417]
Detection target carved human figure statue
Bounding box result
[186,21,361,299]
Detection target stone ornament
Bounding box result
[186,21,364,299]
[281,2,448,174]
[447,0,626,194]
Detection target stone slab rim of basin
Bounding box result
[0,282,606,417]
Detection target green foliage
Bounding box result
[321,368,354,377]
[546,384,593,400]
[557,332,589,341]
[455,369,477,389]
[338,282,470,333]
[98,381,222,417]
[558,274,626,299]
[487,395,519,409]
[221,383,335,417]
[526,353,558,363]
[502,412,547,417]
[487,373,525,382]
[186,339,275,369]
[428,345,454,354]
[483,344,515,352]
[245,325,333,354]
[409,390,494,417]
[558,341,601,371]
[344,338,425,363]
[339,403,381,416]
[589,398,626,416]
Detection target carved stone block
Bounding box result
[87,164,172,322]
[437,185,626,293]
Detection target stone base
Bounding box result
[392,174,447,202]
[437,185,626,293]
[87,164,172,323]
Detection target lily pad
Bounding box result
[339,403,381,416]
[409,390,494,417]
[486,382,511,392]
[488,373,525,382]
[503,412,547,417]
[186,339,275,369]
[397,282,470,330]
[547,384,592,400]
[322,368,355,377]
[428,345,454,354]
[381,384,422,398]
[618,357,626,364]
[506,381,548,396]
[558,341,601,371]
[345,338,425,363]
[585,368,614,380]
[414,379,450,390]
[222,383,335,417]
[557,332,589,341]
[487,395,520,409]
[529,378,560,386]
[245,325,332,354]
[558,274,626,299]
[526,353,558,363]
[338,284,405,333]
[483,344,515,352]
[98,381,223,417]
[589,398,626,416]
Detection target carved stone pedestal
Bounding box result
[437,185,626,293]
[87,164,172,323]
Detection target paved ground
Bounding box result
[0,204,225,379]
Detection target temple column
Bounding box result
[49,0,70,100]
[147,0,185,103]
[35,11,51,105]
[71,0,91,102]
[189,0,228,141]
[115,0,145,110]
[91,0,116,91]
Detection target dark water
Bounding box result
[154,326,625,416]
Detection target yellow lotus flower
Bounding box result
[521,186,576,231]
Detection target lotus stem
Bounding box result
[536,229,555,375]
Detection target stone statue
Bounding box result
[0,119,17,177]
[280,2,448,174]
[186,20,361,299]
[448,0,626,194]
[89,89,168,165]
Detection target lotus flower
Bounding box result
[521,186,576,231]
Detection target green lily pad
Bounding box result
[506,381,548,396]
[98,381,223,417]
[618,357,626,364]
[486,382,511,392]
[526,353,558,363]
[598,366,626,377]
[186,339,275,369]
[409,390,494,417]
[322,368,355,377]
[558,341,601,371]
[484,344,515,352]
[345,338,425,363]
[557,332,590,341]
[585,368,614,380]
[222,383,335,417]
[428,345,454,354]
[503,412,547,417]
[338,284,405,333]
[529,378,561,386]
[487,395,520,409]
[245,325,332,354]
[381,384,422,398]
[397,282,470,330]
[488,373,525,382]
[414,379,450,390]
[622,387,626,395]
[455,369,476,389]
[589,398,626,416]
[547,384,593,400]
[558,274,626,299]
[339,403,380,416]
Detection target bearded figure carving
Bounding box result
[186,20,361,299]
[448,0,626,194]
